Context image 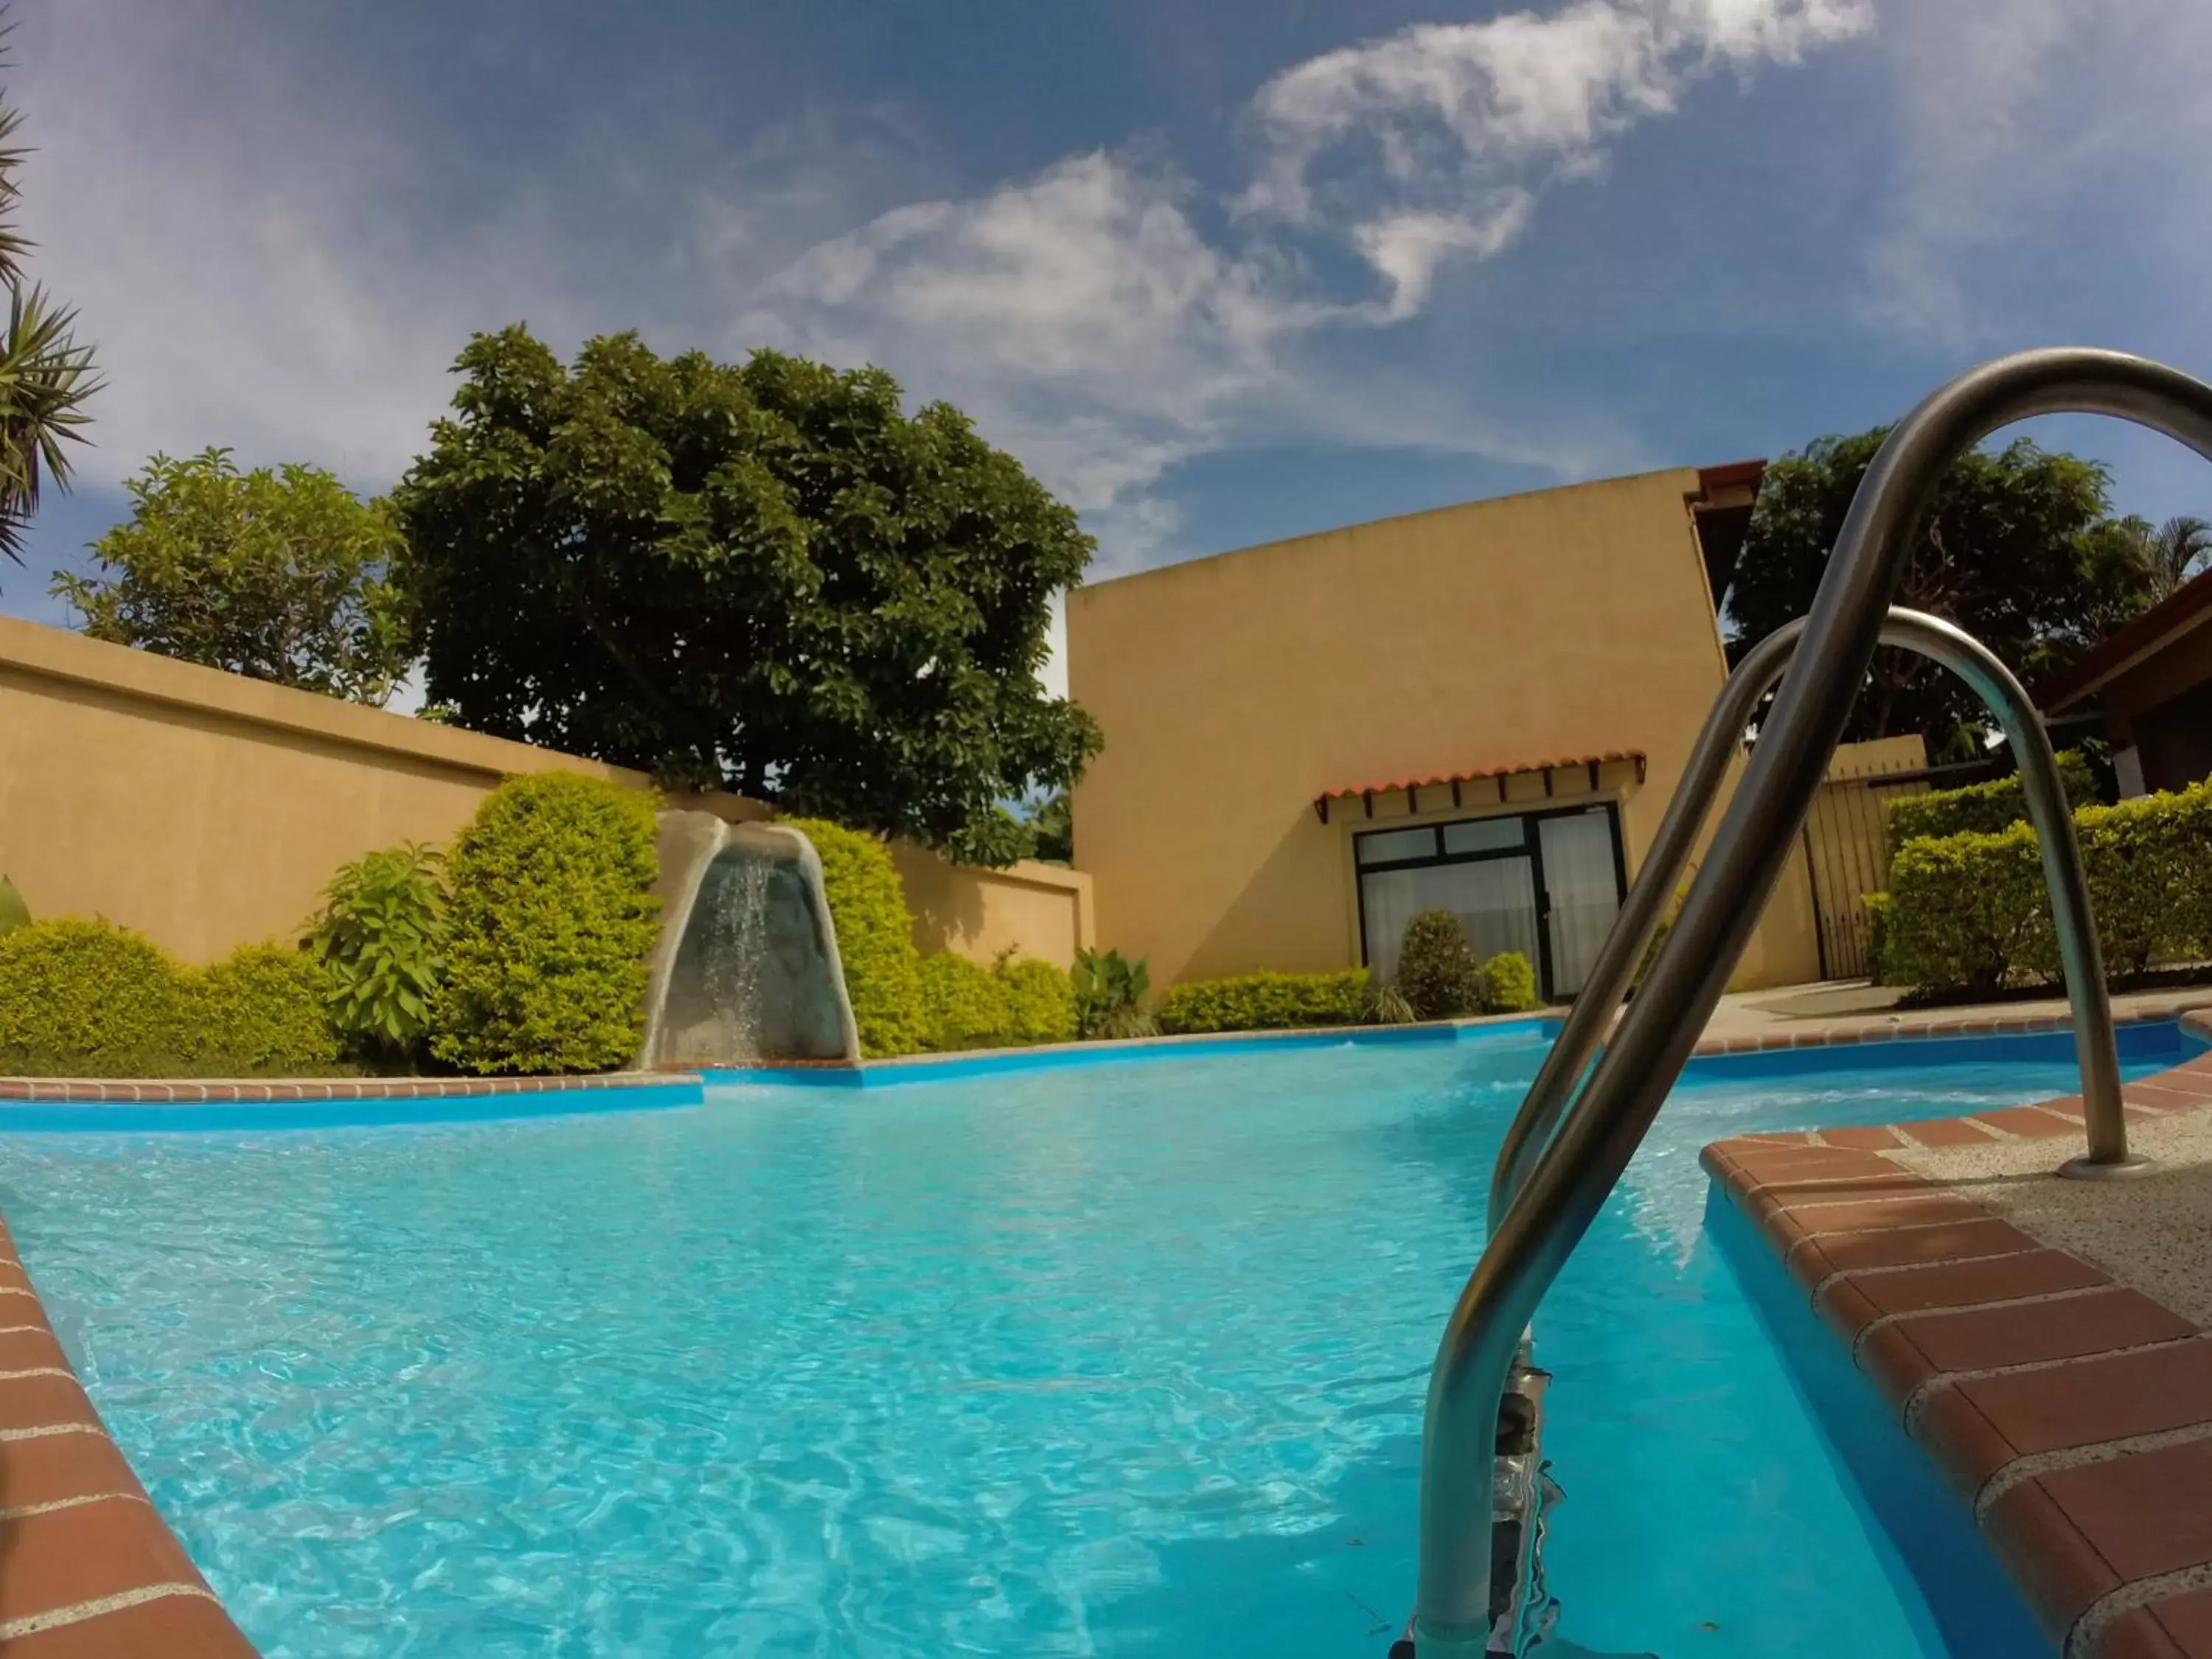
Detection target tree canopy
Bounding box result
[392,326,1101,864]
[0,12,99,565]
[54,448,413,704]
[1725,430,2161,755]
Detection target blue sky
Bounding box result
[8,0,2212,699]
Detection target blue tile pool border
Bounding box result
[0,1003,2204,1127]
[703,1016,1562,1088]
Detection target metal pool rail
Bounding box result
[1404,347,2212,1655]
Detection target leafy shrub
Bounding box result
[1073,948,1156,1040]
[1480,951,1541,1013]
[0,918,187,1072]
[1395,911,1486,1020]
[1885,751,2098,844]
[919,952,1009,1052]
[1863,891,1892,984]
[995,955,1077,1045]
[787,818,928,1058]
[431,773,661,1074]
[1157,969,1371,1035]
[1368,981,1419,1024]
[0,875,28,938]
[1882,779,2212,995]
[307,843,446,1060]
[183,944,341,1073]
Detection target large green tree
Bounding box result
[1725,430,2160,755]
[392,326,1101,864]
[0,14,100,563]
[54,449,414,704]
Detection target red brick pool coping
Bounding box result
[0,1212,259,1655]
[1702,1009,2212,1658]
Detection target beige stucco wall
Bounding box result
[1067,467,1825,994]
[0,616,1083,973]
[891,846,1093,970]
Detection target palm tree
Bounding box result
[2110,513,2212,604]
[0,11,100,567]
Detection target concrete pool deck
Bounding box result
[1703,1006,2212,1658]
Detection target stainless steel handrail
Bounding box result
[1412,349,2212,1656]
[1487,607,2126,1234]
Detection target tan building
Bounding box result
[1068,463,1830,1000]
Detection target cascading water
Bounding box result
[639,813,861,1069]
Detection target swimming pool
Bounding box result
[0,1026,2185,1657]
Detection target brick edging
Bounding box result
[1701,1040,2212,1658]
[0,1070,699,1104]
[0,1221,261,1654]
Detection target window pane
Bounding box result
[1357,827,1438,866]
[1538,810,1621,998]
[1441,816,1524,856]
[1361,858,1541,985]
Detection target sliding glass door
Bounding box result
[1355,803,1625,1001]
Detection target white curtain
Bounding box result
[1363,858,1541,984]
[1538,811,1621,998]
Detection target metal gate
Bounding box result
[1798,754,1997,981]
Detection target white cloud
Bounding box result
[740,153,1329,562]
[1240,0,1873,298]
[735,1,1868,568]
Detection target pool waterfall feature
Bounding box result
[639,813,860,1068]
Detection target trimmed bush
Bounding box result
[431,773,661,1075]
[787,818,928,1058]
[919,952,1009,1052]
[1480,951,1541,1013]
[1886,751,2098,844]
[0,923,339,1076]
[184,944,341,1073]
[1396,910,1485,1020]
[0,918,187,1072]
[995,956,1077,1045]
[1882,779,2212,995]
[1157,969,1371,1035]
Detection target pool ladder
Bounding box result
[1395,348,2212,1658]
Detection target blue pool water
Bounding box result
[0,1028,2185,1658]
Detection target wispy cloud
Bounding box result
[1857,0,2212,349]
[739,0,1872,566]
[17,0,1871,582]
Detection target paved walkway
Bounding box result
[1700,978,2212,1045]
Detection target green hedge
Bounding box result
[1481,951,1541,1013]
[431,773,661,1074]
[0,919,339,1076]
[919,953,1005,1052]
[1885,751,2098,844]
[184,944,341,1073]
[915,952,1079,1051]
[995,956,1077,1045]
[1157,969,1371,1034]
[788,818,928,1058]
[1883,779,2212,995]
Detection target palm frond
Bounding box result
[0,283,102,562]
